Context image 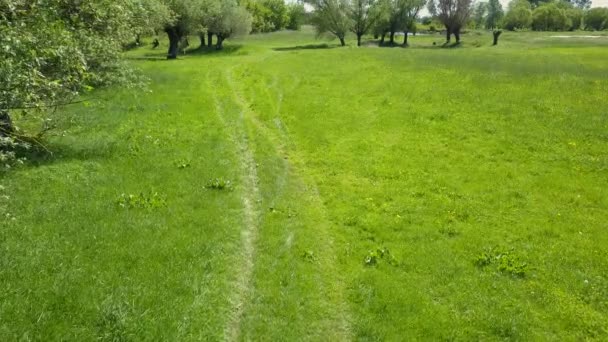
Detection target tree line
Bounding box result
[307,0,607,48]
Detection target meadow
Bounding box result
[1,27,608,340]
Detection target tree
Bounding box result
[437,0,473,43]
[263,0,289,30]
[486,0,504,29]
[287,2,307,30]
[348,0,382,46]
[531,3,570,31]
[244,0,289,32]
[398,0,426,45]
[503,0,532,30]
[427,0,438,16]
[473,1,487,28]
[205,0,252,50]
[306,0,352,46]
[130,0,173,45]
[0,0,143,165]
[162,0,205,59]
[584,7,608,31]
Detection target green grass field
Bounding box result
[2,27,608,340]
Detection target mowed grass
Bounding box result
[1,27,608,340]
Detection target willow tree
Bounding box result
[348,0,382,46]
[306,0,352,46]
[437,0,472,43]
[162,0,205,59]
[203,0,252,50]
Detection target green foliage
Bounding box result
[584,7,608,31]
[437,0,474,34]
[244,0,289,33]
[305,0,352,45]
[486,0,504,29]
[116,192,167,209]
[503,0,533,30]
[364,247,399,266]
[475,247,528,277]
[473,1,487,28]
[286,2,306,30]
[532,3,571,31]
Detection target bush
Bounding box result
[585,7,608,31]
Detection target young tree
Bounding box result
[437,0,473,43]
[348,0,382,46]
[306,0,352,46]
[485,0,504,29]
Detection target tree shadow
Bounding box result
[441,42,462,48]
[13,138,117,169]
[125,44,245,61]
[273,43,338,51]
[186,44,244,56]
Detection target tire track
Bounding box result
[207,74,262,342]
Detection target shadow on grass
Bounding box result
[126,45,245,61]
[186,44,244,56]
[273,43,338,51]
[441,42,462,48]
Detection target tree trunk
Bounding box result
[357,34,362,46]
[0,110,14,137]
[339,36,346,46]
[199,33,206,48]
[207,32,213,47]
[135,33,141,46]
[493,30,502,45]
[445,26,451,43]
[216,35,224,50]
[403,31,409,46]
[380,33,386,45]
[454,27,461,44]
[165,27,180,59]
[389,31,395,44]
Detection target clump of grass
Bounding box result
[205,178,232,190]
[475,247,528,277]
[364,247,399,267]
[301,250,316,263]
[116,192,167,209]
[175,158,191,169]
